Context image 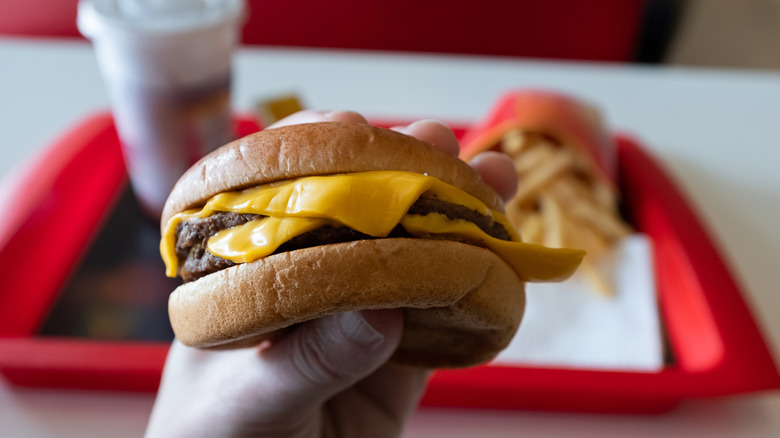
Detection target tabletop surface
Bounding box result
[1,37,780,437]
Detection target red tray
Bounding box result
[0,112,778,413]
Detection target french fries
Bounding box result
[499,129,631,296]
[254,93,304,127]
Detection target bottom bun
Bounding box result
[168,238,526,368]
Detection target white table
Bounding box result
[2,37,780,437]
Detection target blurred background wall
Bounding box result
[1,0,778,70]
[668,0,780,70]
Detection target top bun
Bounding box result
[160,122,504,228]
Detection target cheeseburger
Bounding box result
[159,122,584,368]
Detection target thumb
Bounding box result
[261,309,404,407]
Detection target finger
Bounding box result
[267,109,369,129]
[392,120,460,156]
[260,309,404,410]
[469,151,518,202]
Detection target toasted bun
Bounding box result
[169,239,525,368]
[161,122,504,230]
[163,122,525,368]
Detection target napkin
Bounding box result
[494,235,664,372]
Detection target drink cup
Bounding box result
[78,0,245,219]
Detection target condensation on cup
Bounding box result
[78,0,245,219]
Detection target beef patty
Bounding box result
[173,197,511,282]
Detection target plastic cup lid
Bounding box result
[78,0,245,40]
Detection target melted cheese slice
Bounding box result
[208,217,329,264]
[400,213,584,282]
[160,171,585,281]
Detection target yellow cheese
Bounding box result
[400,213,584,282]
[203,171,439,236]
[160,171,585,281]
[208,216,329,264]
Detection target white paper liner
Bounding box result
[494,234,664,372]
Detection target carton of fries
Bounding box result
[461,90,632,296]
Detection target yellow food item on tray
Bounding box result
[497,129,632,296]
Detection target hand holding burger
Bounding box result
[146,110,583,438]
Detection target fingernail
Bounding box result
[322,110,344,118]
[408,119,450,129]
[322,110,366,123]
[321,110,356,121]
[338,311,384,346]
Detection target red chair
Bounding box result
[0,0,684,62]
